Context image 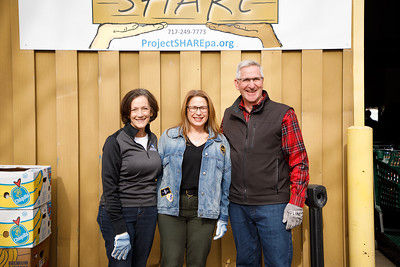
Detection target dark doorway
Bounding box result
[365,0,400,147]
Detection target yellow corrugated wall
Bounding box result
[0,0,354,266]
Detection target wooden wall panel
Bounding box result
[302,50,324,185]
[120,52,140,126]
[120,52,140,99]
[241,51,261,63]
[160,52,181,132]
[202,52,221,122]
[322,51,344,266]
[139,52,162,137]
[35,51,57,267]
[282,51,302,121]
[180,51,201,100]
[220,51,241,116]
[281,51,303,267]
[0,0,13,164]
[78,52,100,267]
[11,0,36,164]
[342,50,353,267]
[55,50,79,267]
[301,50,323,267]
[262,51,282,102]
[98,51,121,267]
[99,51,121,145]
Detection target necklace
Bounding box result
[187,131,208,147]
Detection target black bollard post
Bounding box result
[305,184,328,267]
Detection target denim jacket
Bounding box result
[157,127,231,222]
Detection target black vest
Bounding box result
[222,93,291,205]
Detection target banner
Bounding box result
[93,0,278,24]
[18,0,351,50]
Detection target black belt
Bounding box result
[181,189,198,197]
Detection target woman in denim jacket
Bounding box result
[157,90,231,267]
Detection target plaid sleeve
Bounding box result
[281,109,309,207]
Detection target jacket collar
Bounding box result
[168,126,221,142]
[231,90,270,118]
[123,123,151,139]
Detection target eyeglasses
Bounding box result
[237,77,263,85]
[187,106,208,113]
[131,107,151,114]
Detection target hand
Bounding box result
[90,22,168,49]
[213,220,228,240]
[282,203,303,230]
[111,232,131,260]
[206,22,282,48]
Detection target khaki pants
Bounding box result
[158,194,217,267]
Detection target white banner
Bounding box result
[18,0,352,51]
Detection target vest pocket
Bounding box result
[275,158,279,193]
[250,122,256,149]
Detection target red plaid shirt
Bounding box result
[223,93,309,207]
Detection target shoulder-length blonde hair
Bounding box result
[172,90,220,139]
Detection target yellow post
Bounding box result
[353,0,364,127]
[347,126,375,266]
[348,0,375,264]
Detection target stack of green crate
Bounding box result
[374,150,400,212]
[373,148,400,265]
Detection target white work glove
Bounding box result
[111,232,131,260]
[282,203,303,230]
[213,220,228,240]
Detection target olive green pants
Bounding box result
[158,194,217,267]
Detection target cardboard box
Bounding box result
[0,235,50,267]
[0,166,51,209]
[0,202,51,248]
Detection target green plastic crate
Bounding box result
[389,151,400,167]
[374,159,400,211]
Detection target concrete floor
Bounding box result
[376,249,396,267]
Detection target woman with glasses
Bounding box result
[157,90,231,267]
[97,89,162,266]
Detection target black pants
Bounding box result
[97,205,157,267]
[158,194,217,267]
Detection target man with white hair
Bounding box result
[221,60,310,266]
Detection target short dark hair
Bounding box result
[120,89,159,125]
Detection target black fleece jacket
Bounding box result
[100,124,162,234]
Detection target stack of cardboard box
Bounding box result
[0,165,52,267]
